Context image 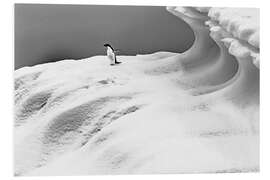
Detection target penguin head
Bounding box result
[103,43,114,50]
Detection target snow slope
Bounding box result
[14,7,259,176]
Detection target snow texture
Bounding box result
[14,6,259,176]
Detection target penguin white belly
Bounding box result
[107,48,116,65]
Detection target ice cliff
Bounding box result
[14,7,259,175]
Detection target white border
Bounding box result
[1,0,269,179]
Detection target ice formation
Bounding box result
[14,7,259,176]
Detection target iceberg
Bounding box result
[14,6,259,175]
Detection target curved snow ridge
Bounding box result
[208,8,259,49]
[206,20,259,68]
[168,6,260,68]
[166,6,259,106]
[207,8,260,68]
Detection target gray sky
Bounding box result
[15,4,194,69]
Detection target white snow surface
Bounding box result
[207,7,260,68]
[208,8,259,49]
[14,7,259,176]
[167,7,260,68]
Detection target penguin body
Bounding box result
[104,44,121,65]
[106,46,116,65]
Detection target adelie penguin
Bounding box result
[104,43,121,65]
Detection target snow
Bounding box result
[206,8,260,68]
[208,8,259,49]
[14,6,259,176]
[167,7,260,68]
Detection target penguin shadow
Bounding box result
[111,62,122,66]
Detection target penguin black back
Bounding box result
[103,43,114,51]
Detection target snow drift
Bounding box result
[14,7,259,175]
